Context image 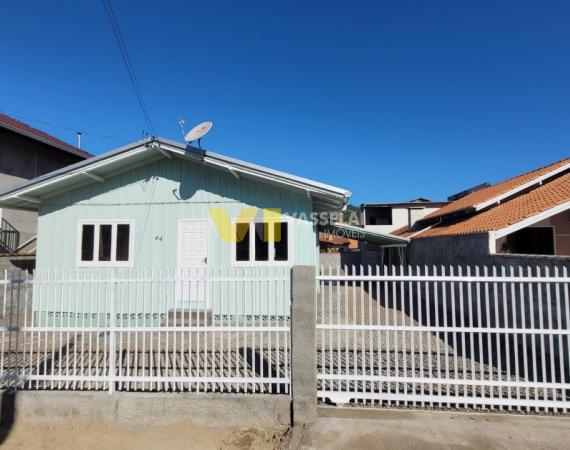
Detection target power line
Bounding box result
[0,110,130,143]
[102,0,156,136]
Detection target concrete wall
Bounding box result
[0,128,86,246]
[291,266,316,425]
[319,246,405,271]
[1,208,38,245]
[0,174,38,244]
[409,232,570,272]
[0,391,290,429]
[319,251,361,269]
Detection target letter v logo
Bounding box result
[208,207,257,242]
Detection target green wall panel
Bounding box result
[37,155,318,271]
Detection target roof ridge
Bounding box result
[0,112,93,158]
[491,155,570,186]
[412,170,570,239]
[422,155,570,221]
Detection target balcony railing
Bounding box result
[0,218,20,253]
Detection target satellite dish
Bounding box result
[184,121,213,147]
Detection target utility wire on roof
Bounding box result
[0,110,130,143]
[102,0,156,136]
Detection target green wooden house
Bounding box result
[0,137,350,323]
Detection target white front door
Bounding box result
[176,220,209,308]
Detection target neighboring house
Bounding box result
[0,113,92,257]
[0,136,350,318]
[359,198,449,234]
[356,198,446,266]
[393,157,570,269]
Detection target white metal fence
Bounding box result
[317,265,570,412]
[0,267,290,394]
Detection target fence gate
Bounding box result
[316,265,570,413]
[0,267,291,395]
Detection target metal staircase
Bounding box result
[0,218,20,253]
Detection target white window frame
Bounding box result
[76,220,134,267]
[231,218,292,266]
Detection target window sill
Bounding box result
[231,261,292,268]
[77,261,134,268]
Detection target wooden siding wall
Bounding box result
[36,155,318,270]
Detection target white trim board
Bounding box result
[231,217,292,267]
[76,219,135,268]
[476,163,570,212]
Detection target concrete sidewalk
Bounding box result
[296,407,570,450]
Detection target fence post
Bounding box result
[291,265,316,426]
[108,270,117,394]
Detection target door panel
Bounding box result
[176,220,209,309]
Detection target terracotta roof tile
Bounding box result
[319,231,359,247]
[0,113,92,159]
[413,170,570,239]
[390,225,412,237]
[424,157,570,220]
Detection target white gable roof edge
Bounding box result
[0,136,351,210]
[474,163,570,212]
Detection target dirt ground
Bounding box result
[0,419,290,450]
[298,407,570,450]
[3,407,570,450]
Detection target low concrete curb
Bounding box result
[3,391,291,429]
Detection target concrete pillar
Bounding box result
[291,265,316,426]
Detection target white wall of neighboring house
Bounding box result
[362,205,444,234]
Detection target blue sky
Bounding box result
[1,1,569,204]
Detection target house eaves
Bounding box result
[474,162,570,212]
[0,113,92,159]
[423,158,570,223]
[0,137,351,211]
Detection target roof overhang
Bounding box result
[0,119,91,159]
[319,222,409,246]
[490,200,570,242]
[0,137,351,212]
[475,163,570,213]
[424,162,570,224]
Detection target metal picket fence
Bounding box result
[317,265,570,413]
[0,267,291,394]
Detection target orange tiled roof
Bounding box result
[411,170,570,239]
[319,231,359,249]
[390,225,414,238]
[424,157,570,220]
